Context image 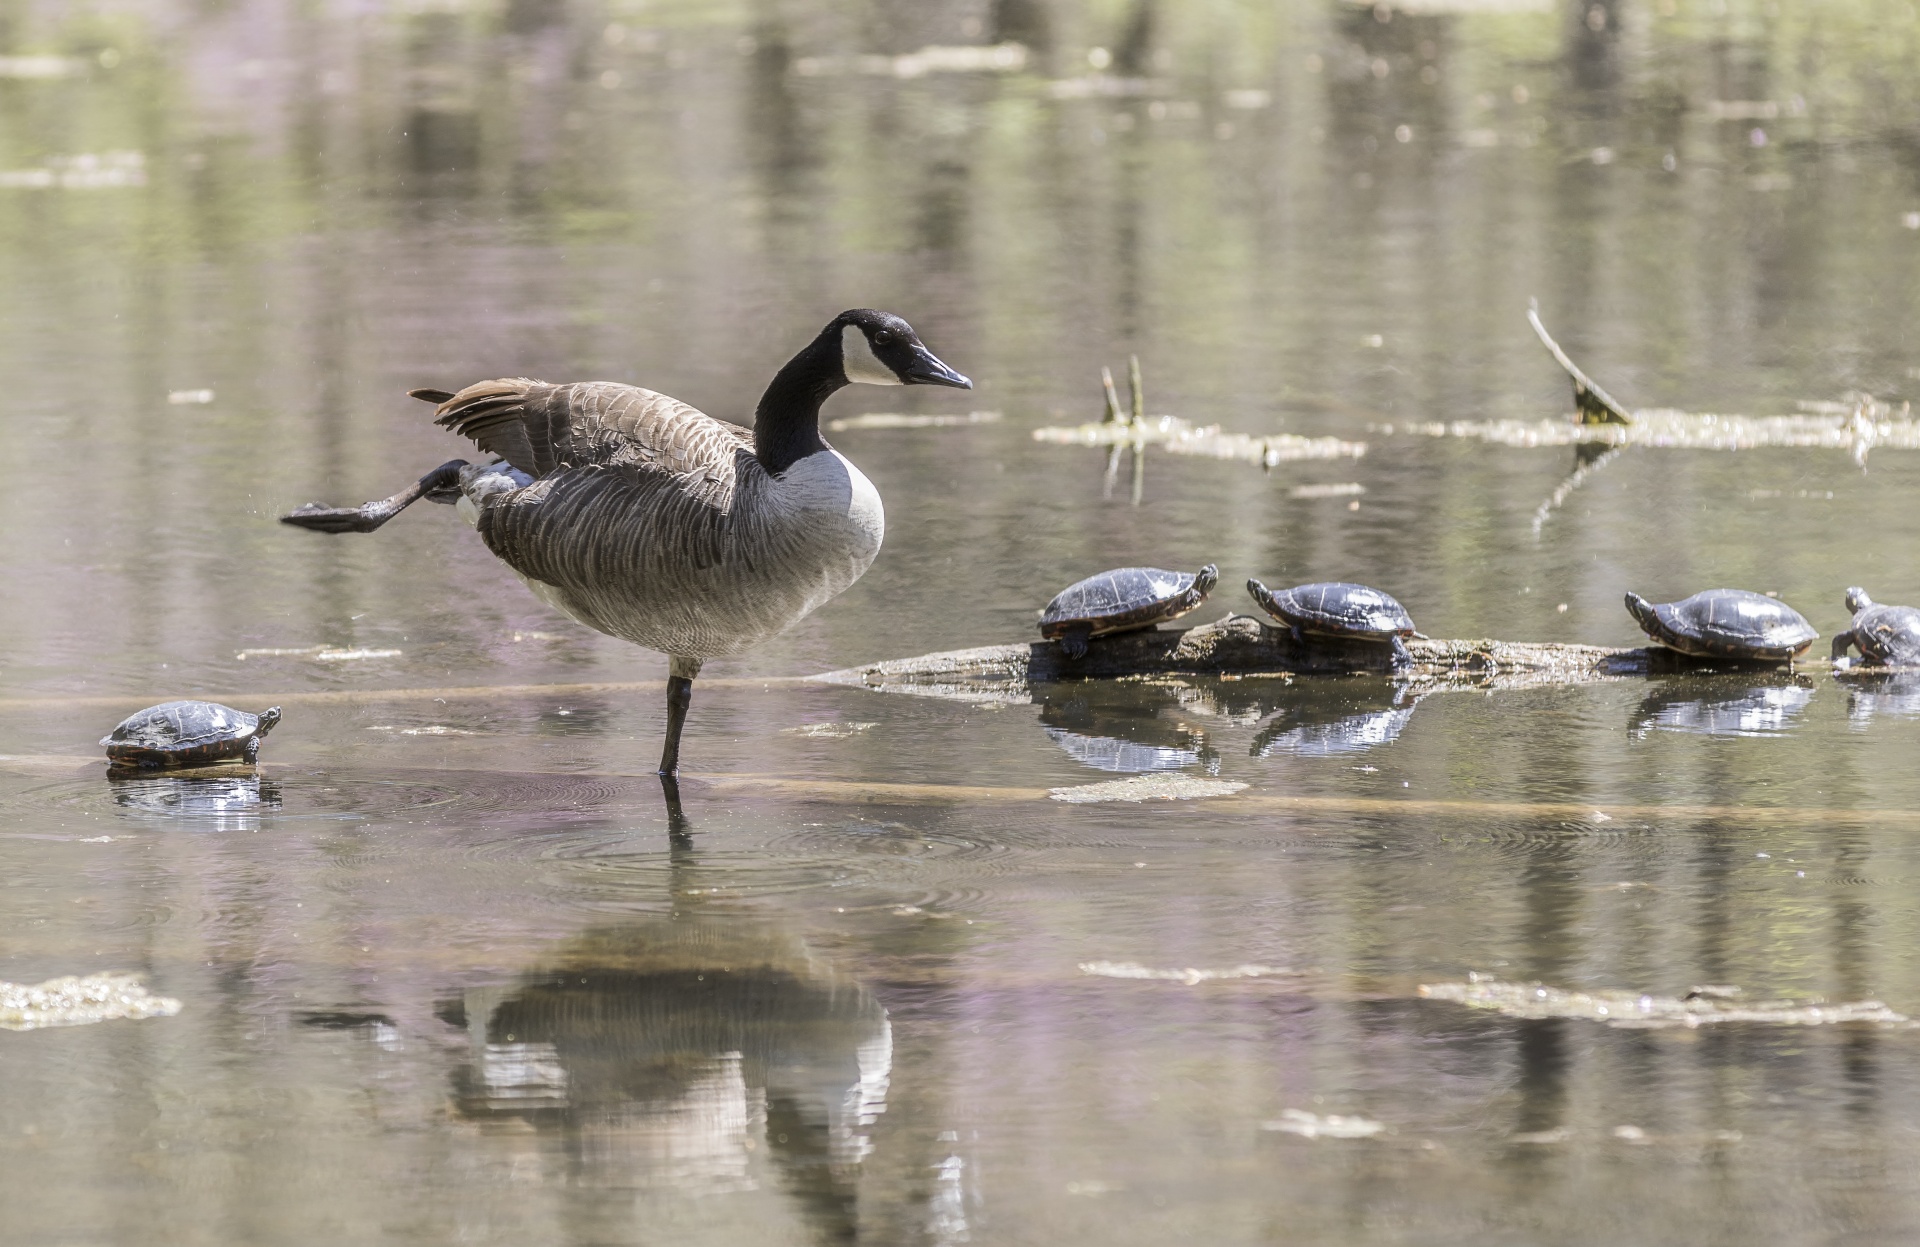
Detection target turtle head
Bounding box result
[1623,591,1658,632]
[832,310,972,389]
[255,707,282,736]
[1190,564,1219,603]
[1845,586,1874,614]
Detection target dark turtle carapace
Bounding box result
[1624,589,1817,665]
[101,701,282,769]
[1832,587,1920,667]
[1245,579,1419,668]
[1039,564,1219,659]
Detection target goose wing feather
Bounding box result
[429,379,753,478]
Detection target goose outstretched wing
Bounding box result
[422,378,754,479]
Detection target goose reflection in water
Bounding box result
[1251,686,1421,758]
[1631,678,1815,738]
[1037,680,1220,774]
[108,771,282,831]
[442,921,889,1239]
[1839,671,1920,725]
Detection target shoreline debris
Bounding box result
[1420,973,1909,1029]
[1034,356,1367,503]
[1080,961,1289,983]
[1261,1109,1388,1139]
[1049,773,1247,802]
[1,972,182,1031]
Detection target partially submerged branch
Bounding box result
[813,614,1654,702]
[1529,301,1634,425]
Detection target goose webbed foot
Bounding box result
[280,459,469,534]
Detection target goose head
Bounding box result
[833,310,972,389]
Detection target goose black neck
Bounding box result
[754,328,846,476]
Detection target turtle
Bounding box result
[1831,587,1920,667]
[1623,589,1817,664]
[1245,579,1419,668]
[101,701,282,768]
[1039,564,1218,659]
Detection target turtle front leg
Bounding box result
[244,737,261,764]
[281,459,470,534]
[1389,635,1413,669]
[1056,625,1092,661]
[1831,630,1857,664]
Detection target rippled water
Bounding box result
[5,0,1920,1242]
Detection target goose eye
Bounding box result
[872,329,892,345]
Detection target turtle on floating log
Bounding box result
[1624,589,1818,667]
[1245,579,1420,669]
[1039,565,1218,659]
[1831,587,1920,668]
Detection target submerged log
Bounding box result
[812,614,1662,702]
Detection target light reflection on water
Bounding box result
[6,0,1920,1241]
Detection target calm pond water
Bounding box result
[5,0,1920,1242]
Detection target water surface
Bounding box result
[5,0,1920,1242]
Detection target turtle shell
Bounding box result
[101,701,282,767]
[1844,591,1920,666]
[1039,565,1218,640]
[1625,589,1816,662]
[1248,580,1415,639]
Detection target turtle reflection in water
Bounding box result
[101,700,281,769]
[1624,589,1817,666]
[1037,680,1218,773]
[1631,678,1814,738]
[442,922,889,1232]
[1839,671,1920,725]
[1252,685,1422,758]
[110,772,282,831]
[1039,564,1218,659]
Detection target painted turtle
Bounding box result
[1039,564,1218,659]
[1624,589,1816,664]
[1831,587,1920,667]
[101,701,282,768]
[1245,579,1418,668]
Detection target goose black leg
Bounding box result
[280,459,469,533]
[659,677,694,775]
[658,655,704,777]
[659,773,693,847]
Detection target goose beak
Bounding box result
[901,346,972,389]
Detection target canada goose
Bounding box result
[281,309,970,777]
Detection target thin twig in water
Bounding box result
[1101,364,1126,498]
[1529,301,1633,424]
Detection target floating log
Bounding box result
[812,614,1666,702]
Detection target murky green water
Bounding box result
[6,0,1920,1242]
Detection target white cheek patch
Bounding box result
[841,324,903,385]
